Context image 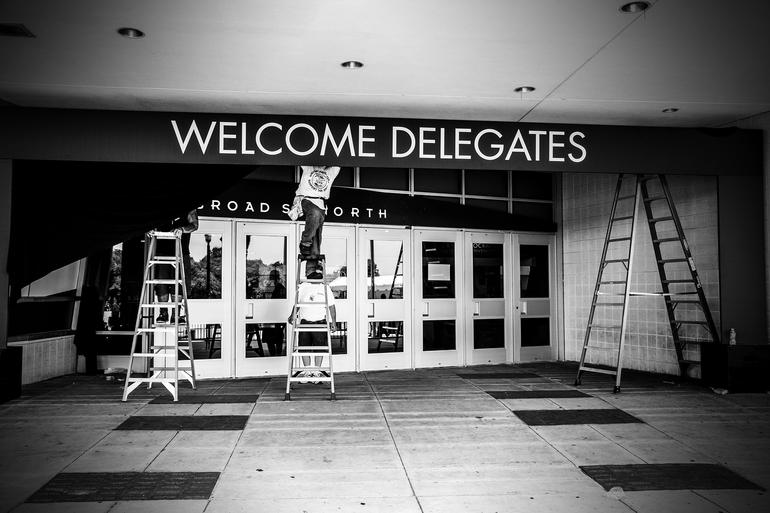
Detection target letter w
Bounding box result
[171,120,217,154]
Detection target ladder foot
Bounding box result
[574,379,581,386]
[613,386,621,394]
[330,392,336,401]
[284,393,291,401]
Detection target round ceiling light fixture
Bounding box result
[117,27,145,39]
[514,86,536,93]
[340,60,364,69]
[619,1,650,13]
[662,107,679,113]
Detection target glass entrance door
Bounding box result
[186,219,232,378]
[310,224,356,373]
[359,227,412,371]
[514,234,556,362]
[414,229,462,368]
[464,232,512,365]
[235,222,295,377]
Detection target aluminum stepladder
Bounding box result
[285,253,336,401]
[122,231,197,401]
[575,174,719,393]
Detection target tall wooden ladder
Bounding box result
[122,231,197,401]
[285,254,336,401]
[574,174,719,393]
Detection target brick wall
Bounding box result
[562,173,720,376]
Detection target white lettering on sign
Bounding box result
[260,202,270,213]
[170,120,588,164]
[227,201,238,211]
[245,202,255,212]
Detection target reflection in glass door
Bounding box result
[464,232,512,365]
[514,234,556,362]
[235,223,295,376]
[359,228,411,371]
[186,218,232,378]
[414,230,462,368]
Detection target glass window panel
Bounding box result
[512,201,553,224]
[414,168,462,194]
[423,320,456,351]
[323,238,348,299]
[245,322,286,357]
[189,322,222,359]
[521,318,550,347]
[414,195,461,205]
[360,167,409,191]
[511,172,553,200]
[331,321,348,355]
[333,166,355,187]
[465,169,508,197]
[188,233,223,299]
[245,235,287,299]
[465,198,509,213]
[520,245,549,298]
[367,240,404,299]
[473,243,504,298]
[473,318,505,349]
[244,165,296,182]
[368,321,404,353]
[422,241,455,299]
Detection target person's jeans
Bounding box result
[301,199,325,275]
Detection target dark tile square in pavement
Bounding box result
[487,390,590,399]
[457,372,541,379]
[150,394,258,404]
[513,408,642,425]
[580,464,764,491]
[26,472,220,502]
[115,415,248,430]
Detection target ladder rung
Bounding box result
[662,279,695,284]
[612,215,634,222]
[604,259,629,264]
[678,359,700,365]
[608,237,632,243]
[600,280,627,285]
[671,300,703,304]
[677,338,708,346]
[594,302,625,307]
[150,232,179,239]
[294,346,331,351]
[675,320,709,325]
[294,326,330,332]
[151,366,192,372]
[145,279,183,285]
[588,324,622,330]
[658,258,688,264]
[579,365,618,376]
[140,304,182,309]
[648,216,673,223]
[653,237,680,243]
[138,327,176,332]
[295,302,332,307]
[643,196,667,202]
[133,351,179,357]
[298,279,326,284]
[617,194,636,201]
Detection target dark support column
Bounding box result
[718,175,768,344]
[0,160,10,350]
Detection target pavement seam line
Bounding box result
[143,430,180,472]
[363,372,425,513]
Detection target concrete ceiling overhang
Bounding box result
[0,0,768,127]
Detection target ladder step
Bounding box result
[604,259,629,264]
[588,324,622,330]
[151,366,192,372]
[293,346,331,351]
[594,302,625,307]
[133,351,182,357]
[648,216,674,223]
[295,302,332,307]
[662,279,695,284]
[140,304,182,309]
[652,237,680,243]
[579,365,618,376]
[600,280,627,285]
[294,326,330,332]
[678,359,700,365]
[617,194,636,201]
[658,258,688,264]
[677,338,708,346]
[643,196,667,203]
[145,279,183,285]
[670,300,703,304]
[612,215,634,222]
[675,320,709,325]
[608,237,632,243]
[298,278,326,284]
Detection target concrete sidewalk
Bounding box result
[0,363,768,513]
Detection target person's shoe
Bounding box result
[307,271,324,280]
[309,371,324,384]
[155,311,169,324]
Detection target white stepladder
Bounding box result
[285,253,336,401]
[122,231,197,401]
[574,174,719,393]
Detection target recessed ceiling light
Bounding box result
[619,1,650,13]
[340,60,363,69]
[117,27,145,39]
[662,107,679,113]
[514,86,535,93]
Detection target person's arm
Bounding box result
[329,305,337,331]
[173,210,199,234]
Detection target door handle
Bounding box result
[422,302,429,317]
[520,301,528,316]
[473,302,480,316]
[368,303,375,318]
[246,303,254,319]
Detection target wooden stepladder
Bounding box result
[575,174,719,393]
[285,254,336,401]
[122,231,196,401]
